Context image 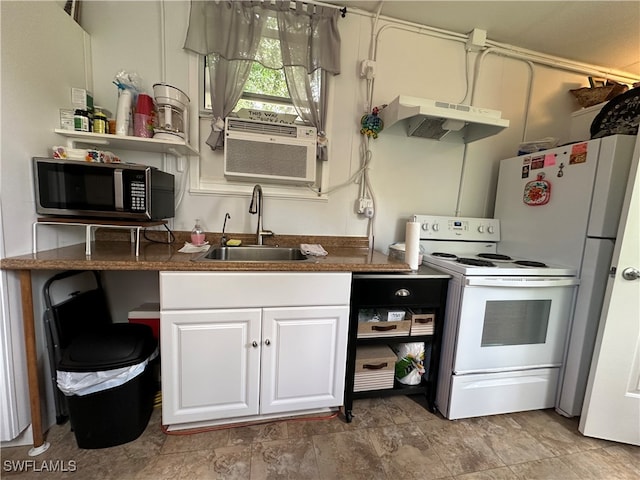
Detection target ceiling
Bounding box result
[328,1,640,79]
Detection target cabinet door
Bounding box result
[260,306,349,414]
[161,309,261,424]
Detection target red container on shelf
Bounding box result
[133,113,153,137]
[136,94,155,115]
[134,94,155,137]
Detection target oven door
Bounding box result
[454,276,579,374]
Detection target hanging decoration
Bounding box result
[523,172,551,206]
[360,106,384,138]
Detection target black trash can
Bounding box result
[57,323,158,449]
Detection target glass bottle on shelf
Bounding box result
[191,219,205,246]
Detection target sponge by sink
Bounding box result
[226,239,242,246]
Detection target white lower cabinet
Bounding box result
[260,306,348,415]
[160,272,350,427]
[162,308,261,423]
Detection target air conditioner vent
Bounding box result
[224,117,316,184]
[226,118,299,138]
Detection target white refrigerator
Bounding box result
[493,134,636,417]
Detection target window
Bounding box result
[196,55,328,200]
[203,57,300,118]
[201,15,321,121]
[187,1,338,199]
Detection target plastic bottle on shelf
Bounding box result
[92,107,107,134]
[115,89,133,136]
[74,109,90,132]
[191,219,205,246]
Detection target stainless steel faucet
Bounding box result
[220,213,230,246]
[249,184,274,245]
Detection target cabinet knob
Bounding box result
[265,339,271,346]
[395,288,411,297]
[252,341,258,348]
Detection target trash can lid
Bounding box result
[59,323,157,372]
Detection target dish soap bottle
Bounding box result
[191,219,205,246]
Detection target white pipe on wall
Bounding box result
[159,0,167,83]
[372,16,468,62]
[367,10,640,217]
[471,48,536,142]
[363,8,639,86]
[485,39,639,85]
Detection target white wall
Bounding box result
[2,0,638,441]
[1,0,91,442]
[80,1,603,252]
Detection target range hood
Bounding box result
[379,95,509,143]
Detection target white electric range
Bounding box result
[413,215,579,420]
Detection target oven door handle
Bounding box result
[465,277,580,287]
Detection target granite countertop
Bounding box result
[0,230,416,273]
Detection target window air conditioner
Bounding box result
[224,117,317,184]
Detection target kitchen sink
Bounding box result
[194,246,310,262]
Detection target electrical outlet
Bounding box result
[360,60,376,79]
[364,206,374,218]
[356,197,373,214]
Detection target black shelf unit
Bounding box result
[343,272,449,422]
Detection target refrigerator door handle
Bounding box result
[622,267,640,281]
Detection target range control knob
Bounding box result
[432,223,440,232]
[488,226,495,234]
[422,223,429,231]
[478,225,485,233]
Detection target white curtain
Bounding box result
[183,0,341,155]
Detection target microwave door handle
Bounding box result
[114,169,124,211]
[465,277,580,287]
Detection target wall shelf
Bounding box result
[54,129,199,156]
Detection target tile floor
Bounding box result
[2,395,639,479]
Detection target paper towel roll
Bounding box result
[405,217,420,270]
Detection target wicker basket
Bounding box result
[570,84,628,108]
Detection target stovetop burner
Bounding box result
[457,257,496,267]
[432,252,458,259]
[477,253,513,261]
[514,260,548,268]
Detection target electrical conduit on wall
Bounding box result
[158,0,189,218]
[455,50,535,216]
[359,6,640,217]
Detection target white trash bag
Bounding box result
[393,342,425,385]
[57,348,158,397]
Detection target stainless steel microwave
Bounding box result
[33,158,175,221]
